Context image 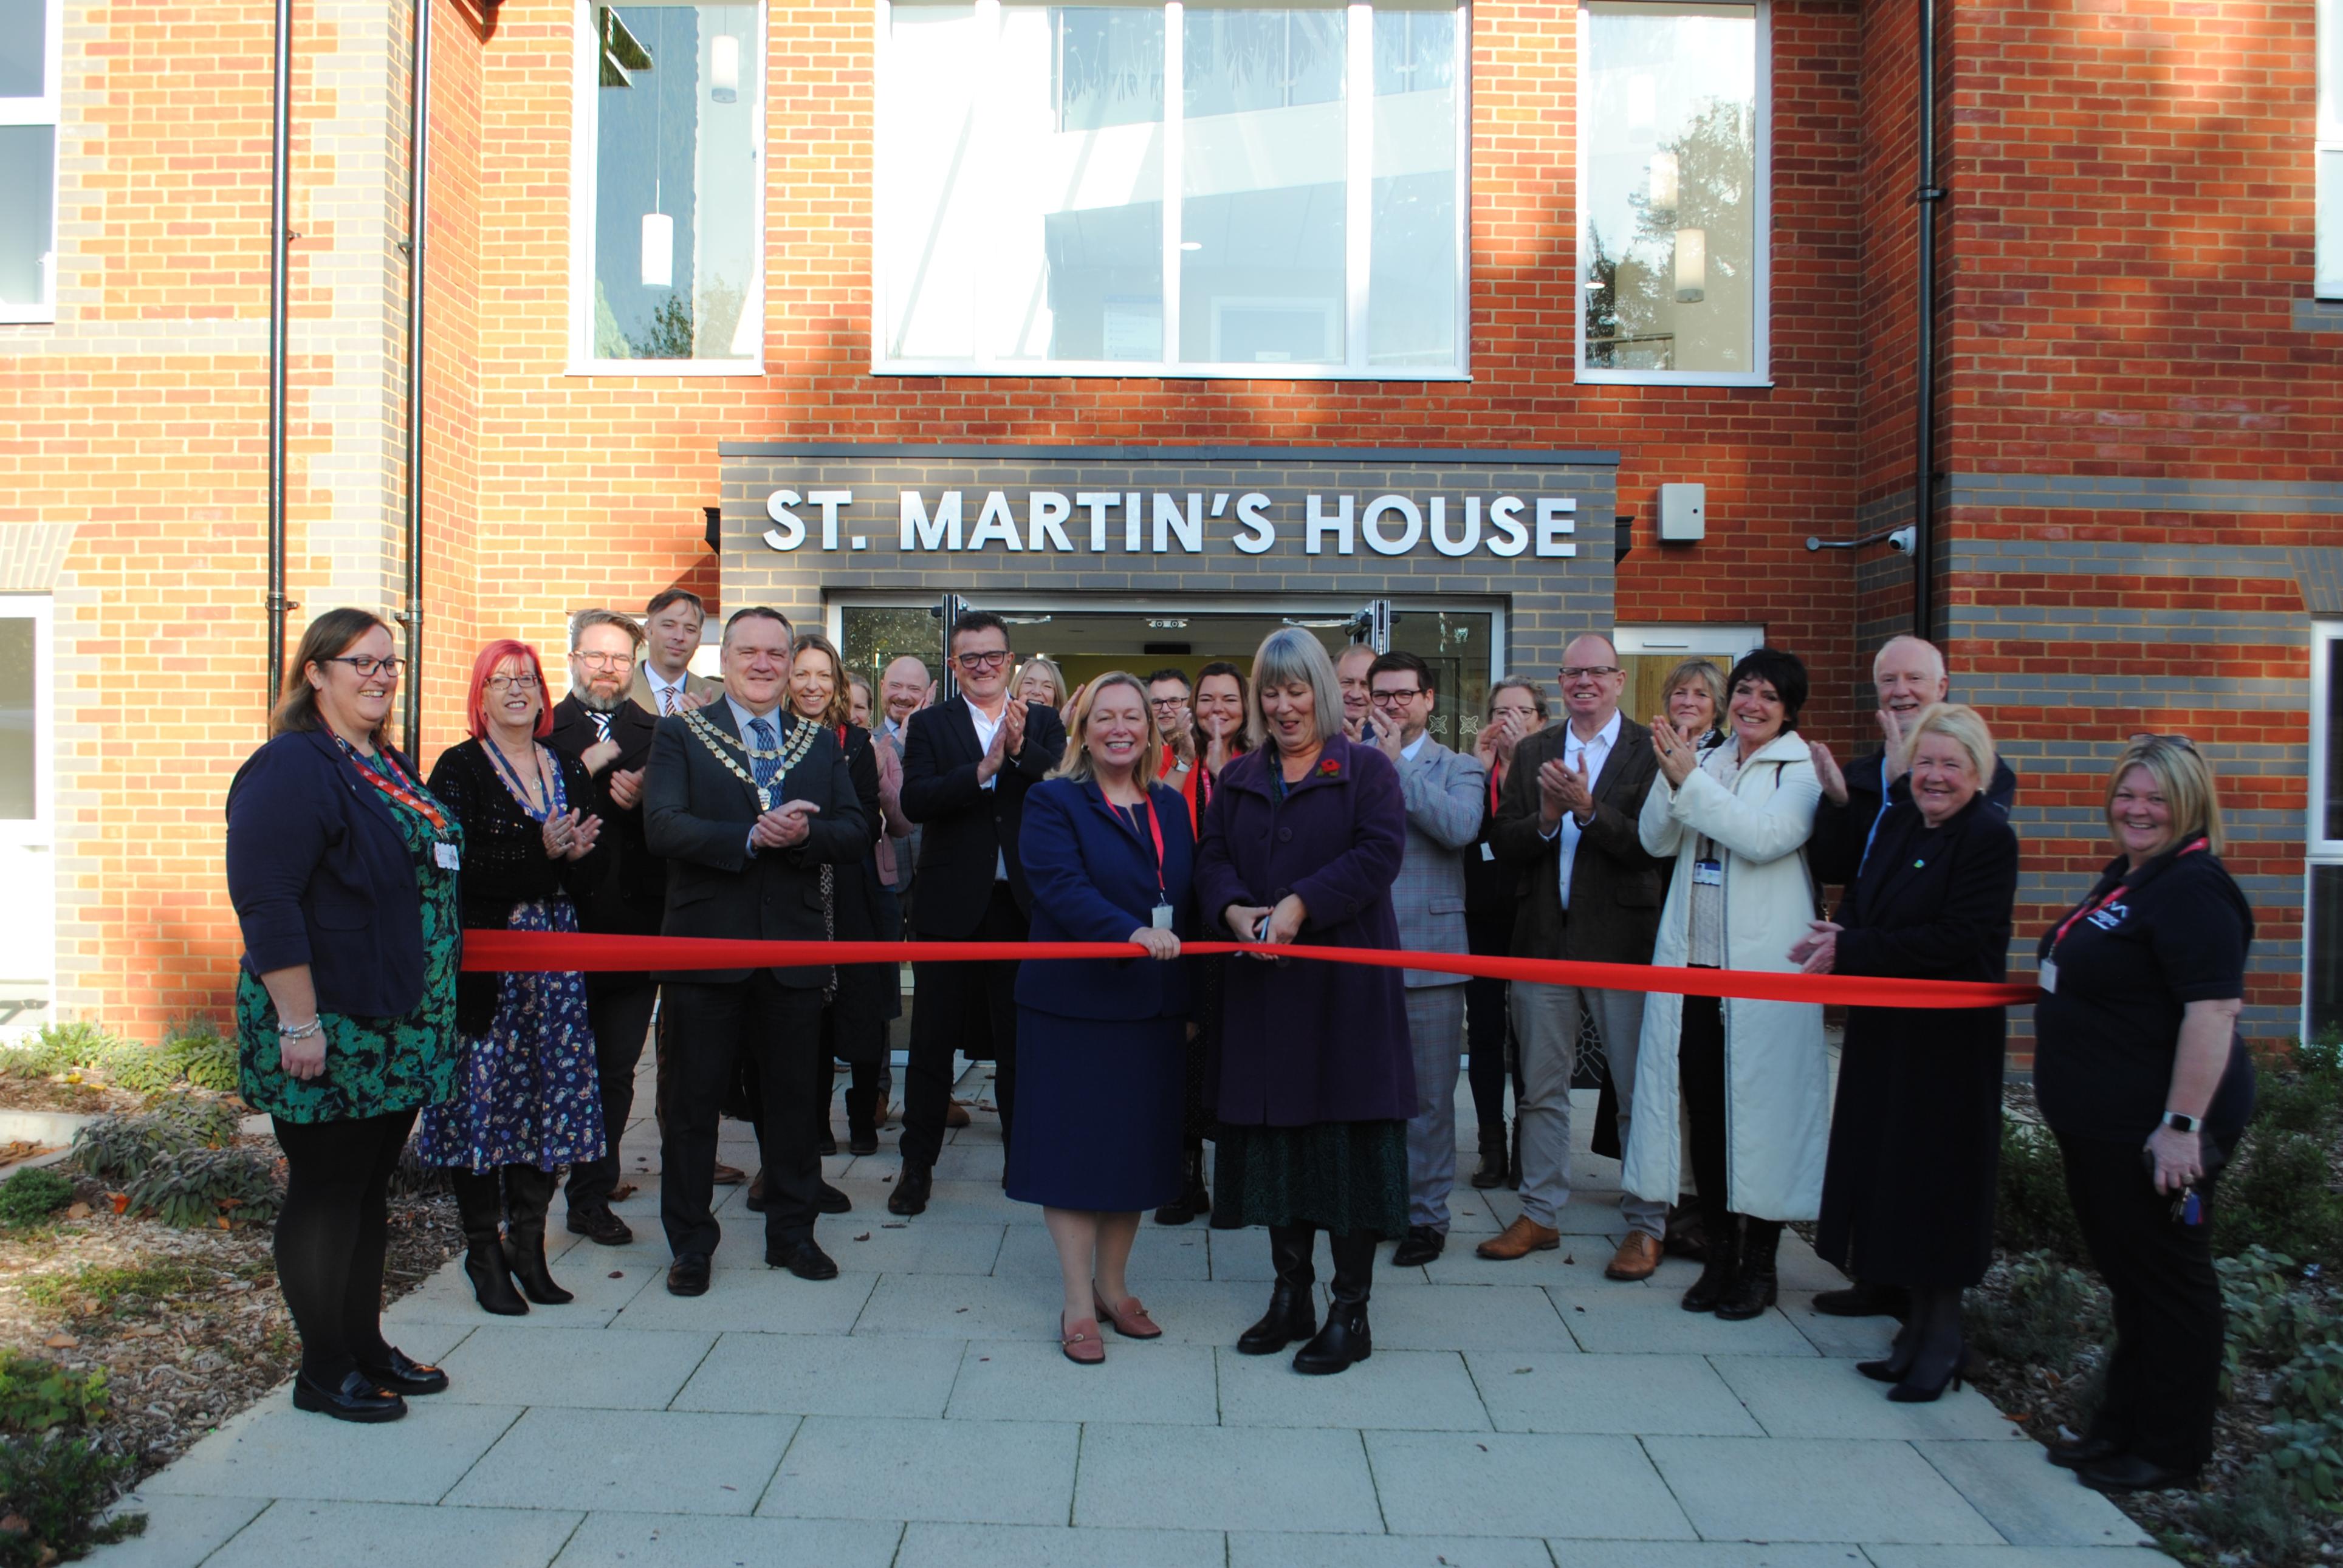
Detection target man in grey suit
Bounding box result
[1368,652,1488,1268]
[1480,635,1670,1278]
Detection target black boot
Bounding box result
[1237,1224,1318,1354]
[1716,1218,1780,1321]
[1680,1211,1738,1314]
[1858,1295,1926,1383]
[500,1165,574,1307]
[845,1078,879,1157]
[1293,1231,1375,1375]
[1470,1121,1508,1189]
[1886,1286,1967,1403]
[1154,1146,1212,1226]
[453,1169,526,1317]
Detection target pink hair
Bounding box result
[465,639,554,741]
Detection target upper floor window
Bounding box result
[1577,1,1768,386]
[877,0,1469,379]
[571,3,765,373]
[0,0,61,323]
[2321,0,2341,298]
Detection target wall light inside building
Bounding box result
[1648,150,1679,211]
[642,212,674,289]
[1179,240,1203,252]
[1673,227,1706,303]
[710,34,740,102]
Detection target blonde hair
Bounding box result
[787,632,852,728]
[2105,734,2224,857]
[1054,671,1162,789]
[1014,656,1067,708]
[1905,702,1997,788]
[1247,628,1343,749]
[1661,658,1727,728]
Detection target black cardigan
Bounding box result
[427,737,606,1033]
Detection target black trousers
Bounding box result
[2057,1131,2226,1470]
[1464,973,1515,1132]
[900,882,1024,1170]
[566,972,659,1211]
[270,1107,417,1385]
[660,972,826,1258]
[1679,995,1730,1224]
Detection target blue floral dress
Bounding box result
[414,738,606,1175]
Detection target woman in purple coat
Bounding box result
[1196,628,1413,1376]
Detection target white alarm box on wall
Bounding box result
[1658,483,1706,542]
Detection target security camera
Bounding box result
[1886,526,1917,556]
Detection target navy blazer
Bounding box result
[1014,777,1194,1022]
[899,697,1068,935]
[225,728,449,1019]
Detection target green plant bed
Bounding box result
[71,1097,275,1228]
[0,1168,73,1231]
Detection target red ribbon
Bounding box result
[460,930,2040,1008]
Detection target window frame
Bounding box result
[567,0,769,377]
[0,0,64,324]
[1571,0,1772,388]
[2310,621,2343,1041]
[2320,0,2342,299]
[870,0,1474,382]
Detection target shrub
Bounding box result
[157,1017,237,1094]
[2218,1246,2323,1365]
[70,1097,238,1186]
[2268,1416,2343,1507]
[0,1169,72,1231]
[1965,1249,2111,1372]
[0,1021,113,1079]
[2213,1129,2343,1267]
[0,1435,143,1568]
[0,1355,108,1435]
[124,1145,278,1229]
[2194,1453,2307,1559]
[1995,1115,2087,1262]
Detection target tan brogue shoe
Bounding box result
[1475,1215,1562,1261]
[1604,1231,1664,1281]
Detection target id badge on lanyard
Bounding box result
[1693,858,1723,888]
[434,841,461,872]
[1105,794,1175,930]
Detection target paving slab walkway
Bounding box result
[97,1062,2167,1568]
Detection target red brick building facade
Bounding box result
[0,0,2335,1049]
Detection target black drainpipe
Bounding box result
[266,0,294,706]
[397,0,433,756]
[1913,0,1947,642]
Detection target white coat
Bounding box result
[1620,728,1829,1222]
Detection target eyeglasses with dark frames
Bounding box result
[954,649,1012,671]
[323,655,403,677]
[1370,688,1426,707]
[1558,665,1622,680]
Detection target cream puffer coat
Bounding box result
[1620,728,1828,1222]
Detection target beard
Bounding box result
[575,683,625,714]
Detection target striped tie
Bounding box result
[662,685,679,716]
[749,717,781,794]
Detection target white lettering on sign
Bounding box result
[764,487,1592,560]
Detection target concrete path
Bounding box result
[98,1061,2167,1568]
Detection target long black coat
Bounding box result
[824,724,896,1059]
[1815,793,2019,1288]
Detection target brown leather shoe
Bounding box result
[1475,1216,1562,1261]
[710,1162,745,1186]
[945,1100,972,1130]
[1605,1232,1664,1281]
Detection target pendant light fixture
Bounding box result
[711,33,739,103]
[1648,149,1679,211]
[1673,227,1706,303]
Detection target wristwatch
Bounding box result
[2159,1111,2200,1134]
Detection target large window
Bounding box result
[571,3,764,372]
[2311,623,2343,1042]
[0,0,60,323]
[877,0,1468,378]
[2321,0,2341,298]
[1577,1,1767,385]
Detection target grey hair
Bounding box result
[569,608,643,652]
[1660,657,1727,716]
[1247,628,1344,750]
[1486,674,1549,720]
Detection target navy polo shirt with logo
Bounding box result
[2032,841,2257,1148]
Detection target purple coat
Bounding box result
[1194,735,1416,1128]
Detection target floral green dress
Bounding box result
[236,784,464,1123]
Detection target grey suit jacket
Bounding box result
[873,719,919,892]
[1389,736,1487,988]
[628,664,724,717]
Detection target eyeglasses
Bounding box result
[1370,688,1425,707]
[954,650,1011,671]
[574,651,636,670]
[323,655,403,677]
[484,674,541,693]
[1559,666,1622,680]
[1148,696,1188,710]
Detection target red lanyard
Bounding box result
[1099,791,1168,902]
[338,738,451,835]
[1487,763,1502,817]
[2049,837,2206,956]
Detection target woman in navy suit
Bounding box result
[1009,673,1194,1363]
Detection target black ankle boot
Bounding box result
[1238,1224,1317,1354]
[1858,1291,1925,1383]
[1293,1232,1375,1375]
[1717,1218,1780,1321]
[1154,1146,1212,1226]
[500,1165,574,1307]
[1681,1213,1739,1313]
[1470,1121,1508,1189]
[1887,1286,1967,1402]
[454,1170,527,1316]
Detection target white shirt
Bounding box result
[647,666,692,716]
[1540,709,1621,911]
[966,694,1010,880]
[1399,733,1429,764]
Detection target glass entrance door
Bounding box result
[0,597,53,1034]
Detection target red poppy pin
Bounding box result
[1317,758,1341,776]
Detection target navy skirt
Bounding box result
[1006,1008,1184,1212]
